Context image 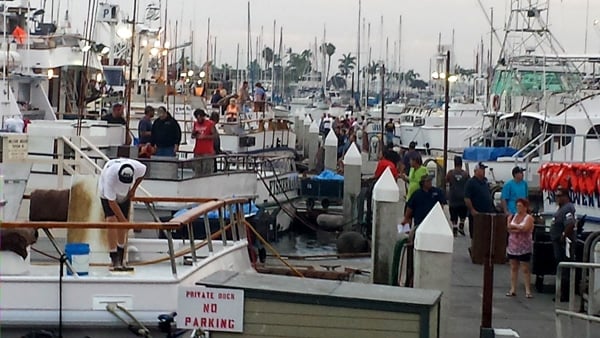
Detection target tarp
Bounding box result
[313,169,344,181]
[462,146,518,161]
[174,201,259,220]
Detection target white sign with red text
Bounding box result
[177,286,244,332]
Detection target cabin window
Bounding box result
[414,117,425,127]
[586,125,600,139]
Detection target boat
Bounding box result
[0,156,254,336]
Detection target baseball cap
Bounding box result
[476,162,488,169]
[512,166,525,176]
[118,164,134,184]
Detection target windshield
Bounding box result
[104,68,125,87]
[492,69,582,96]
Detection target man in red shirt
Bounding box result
[192,109,218,175]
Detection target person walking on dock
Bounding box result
[550,188,576,302]
[99,158,146,271]
[446,156,469,237]
[464,162,495,238]
[384,118,395,146]
[506,198,534,298]
[501,166,528,215]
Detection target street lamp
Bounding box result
[431,51,452,189]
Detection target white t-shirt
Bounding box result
[322,117,332,129]
[98,158,146,202]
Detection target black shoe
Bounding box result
[116,246,134,271]
[453,228,458,238]
[258,248,267,263]
[458,223,466,236]
[109,251,122,271]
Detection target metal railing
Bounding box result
[555,261,600,338]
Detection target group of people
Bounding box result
[317,112,365,159]
[368,143,576,298]
[208,81,268,122]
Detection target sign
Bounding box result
[3,134,28,162]
[97,4,118,23]
[178,286,244,333]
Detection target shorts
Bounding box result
[449,205,468,223]
[101,198,130,218]
[507,253,531,262]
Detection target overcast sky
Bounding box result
[60,0,600,76]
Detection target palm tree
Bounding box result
[338,53,357,78]
[262,47,274,69]
[319,42,336,82]
[366,61,379,80]
[286,52,312,81]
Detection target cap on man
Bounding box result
[501,166,528,215]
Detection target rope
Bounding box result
[243,220,304,278]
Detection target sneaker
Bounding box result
[117,247,134,271]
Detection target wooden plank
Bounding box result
[243,312,419,332]
[169,200,225,225]
[0,221,180,230]
[244,300,417,321]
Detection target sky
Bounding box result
[52,0,600,77]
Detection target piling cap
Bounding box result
[309,119,320,133]
[324,129,338,146]
[343,143,361,166]
[414,203,454,253]
[373,167,400,202]
[303,115,312,125]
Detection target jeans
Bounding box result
[386,132,394,145]
[155,146,176,157]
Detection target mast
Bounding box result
[205,17,210,97]
[322,24,326,92]
[356,0,361,108]
[271,20,276,98]
[246,1,250,83]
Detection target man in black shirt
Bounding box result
[101,103,127,125]
[384,118,395,146]
[151,106,182,157]
[464,162,495,238]
[403,175,447,227]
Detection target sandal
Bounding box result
[526,293,533,299]
[505,291,516,297]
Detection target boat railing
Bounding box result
[1,196,251,277]
[511,133,546,159]
[518,133,590,163]
[555,261,600,338]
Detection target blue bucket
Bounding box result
[65,243,90,276]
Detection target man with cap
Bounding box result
[464,162,495,238]
[551,187,576,301]
[403,174,447,227]
[402,174,447,287]
[446,155,470,237]
[501,166,529,215]
[98,158,146,271]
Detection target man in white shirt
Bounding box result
[98,158,146,271]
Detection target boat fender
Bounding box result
[492,95,500,112]
[336,231,369,254]
[316,214,345,231]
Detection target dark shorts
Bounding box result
[507,253,531,262]
[101,198,130,219]
[449,205,468,223]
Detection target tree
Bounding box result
[366,61,379,80]
[319,42,336,82]
[338,53,356,78]
[286,52,312,81]
[330,73,346,89]
[262,47,274,69]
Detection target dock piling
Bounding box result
[342,143,362,231]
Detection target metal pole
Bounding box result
[442,51,450,189]
[380,64,385,142]
[125,0,139,143]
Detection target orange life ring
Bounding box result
[492,95,500,112]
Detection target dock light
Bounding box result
[431,71,439,79]
[199,71,206,78]
[187,70,194,77]
[448,75,458,83]
[150,47,159,56]
[47,69,54,79]
[117,25,133,39]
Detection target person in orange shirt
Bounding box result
[373,150,400,179]
[226,98,239,122]
[192,109,218,175]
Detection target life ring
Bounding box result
[492,95,500,112]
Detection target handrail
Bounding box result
[169,200,225,225]
[0,221,180,230]
[513,133,547,158]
